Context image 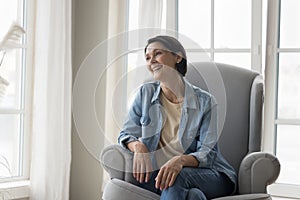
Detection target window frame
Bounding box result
[264,0,300,198]
[174,0,263,72]
[0,0,33,185]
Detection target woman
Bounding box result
[118,35,237,200]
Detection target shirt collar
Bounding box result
[151,79,198,109]
[151,82,161,103]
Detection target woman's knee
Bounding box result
[171,169,190,188]
[172,167,196,187]
[187,188,207,200]
[161,187,207,200]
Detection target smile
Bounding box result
[152,64,163,72]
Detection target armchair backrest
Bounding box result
[185,62,264,172]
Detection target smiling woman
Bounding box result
[115,35,237,200]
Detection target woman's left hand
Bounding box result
[155,155,183,190]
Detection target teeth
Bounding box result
[152,65,162,71]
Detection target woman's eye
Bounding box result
[155,51,162,56]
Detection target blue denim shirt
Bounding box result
[118,79,237,192]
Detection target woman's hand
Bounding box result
[155,155,184,190]
[127,141,153,183]
[155,155,199,190]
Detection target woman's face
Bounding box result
[145,42,182,80]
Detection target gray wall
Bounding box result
[71,0,109,199]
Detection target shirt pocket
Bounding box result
[140,107,163,137]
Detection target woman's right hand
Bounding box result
[127,141,153,183]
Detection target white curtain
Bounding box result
[104,0,128,146]
[138,0,163,28]
[29,0,72,199]
[104,0,164,143]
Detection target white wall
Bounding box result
[71,0,109,199]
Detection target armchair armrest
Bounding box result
[100,144,138,184]
[238,152,280,194]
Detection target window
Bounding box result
[0,0,30,183]
[126,0,263,104]
[126,0,264,71]
[178,0,262,71]
[265,0,300,198]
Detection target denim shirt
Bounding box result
[118,79,237,192]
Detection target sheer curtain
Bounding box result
[138,0,163,28]
[104,0,128,147]
[104,0,164,143]
[29,0,72,199]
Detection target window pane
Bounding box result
[0,114,22,179]
[214,53,251,70]
[277,53,300,119]
[0,49,23,109]
[178,0,211,48]
[0,0,21,36]
[214,0,251,48]
[186,52,211,63]
[0,0,24,110]
[279,0,300,48]
[276,125,300,185]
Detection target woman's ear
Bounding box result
[176,52,183,63]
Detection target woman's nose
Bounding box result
[149,56,157,64]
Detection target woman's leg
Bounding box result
[135,170,162,195]
[160,167,234,200]
[187,188,207,200]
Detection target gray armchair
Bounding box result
[100,62,280,200]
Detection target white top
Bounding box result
[156,92,184,167]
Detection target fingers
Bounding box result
[145,162,153,182]
[155,170,162,189]
[168,172,177,187]
[145,171,151,183]
[134,156,143,182]
[139,163,145,183]
[155,168,170,190]
[133,154,138,179]
[160,169,169,190]
[164,172,173,188]
[155,167,180,190]
[133,152,153,183]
